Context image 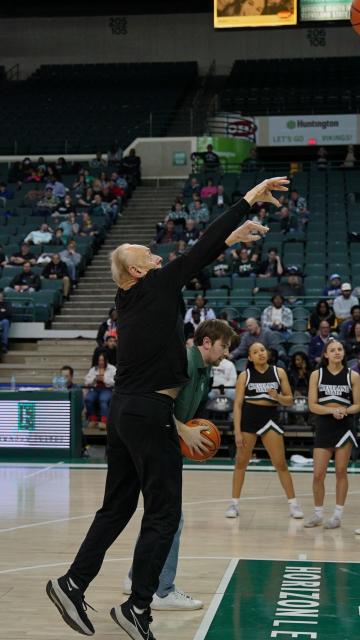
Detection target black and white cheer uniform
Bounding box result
[241,366,284,436]
[314,366,358,449]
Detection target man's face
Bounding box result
[319,321,330,338]
[53,254,60,264]
[186,219,195,231]
[342,289,351,299]
[23,262,31,273]
[41,224,48,232]
[166,221,175,232]
[352,309,360,321]
[331,278,341,288]
[207,145,213,152]
[61,369,72,385]
[195,296,205,309]
[194,201,201,210]
[279,207,289,219]
[94,195,101,203]
[240,248,248,260]
[268,250,277,262]
[106,337,116,349]
[273,296,283,309]
[125,245,163,278]
[288,275,298,286]
[245,318,259,335]
[208,338,231,366]
[21,245,29,255]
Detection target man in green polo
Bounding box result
[124,319,235,610]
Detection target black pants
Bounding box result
[68,389,182,609]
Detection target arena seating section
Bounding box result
[0,62,198,154]
[221,57,360,115]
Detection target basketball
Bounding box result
[351,0,360,34]
[180,419,221,461]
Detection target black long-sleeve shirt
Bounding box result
[115,198,250,392]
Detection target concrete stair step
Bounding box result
[0,362,89,372]
[52,322,102,329]
[3,353,91,366]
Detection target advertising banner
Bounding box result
[268,114,357,146]
[214,0,297,28]
[196,135,254,170]
[300,0,350,21]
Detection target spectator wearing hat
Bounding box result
[261,294,293,340]
[339,304,360,340]
[333,283,359,323]
[323,274,342,300]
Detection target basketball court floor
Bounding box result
[1,459,360,639]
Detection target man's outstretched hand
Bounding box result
[225,220,269,246]
[244,176,289,208]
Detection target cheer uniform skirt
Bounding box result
[241,403,284,436]
[315,415,358,449]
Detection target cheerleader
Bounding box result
[305,338,360,529]
[225,342,303,519]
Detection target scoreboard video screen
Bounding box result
[214,0,297,28]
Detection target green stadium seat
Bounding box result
[209,276,232,289]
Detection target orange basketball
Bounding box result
[179,419,221,461]
[351,0,360,35]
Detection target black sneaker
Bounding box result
[46,576,95,636]
[110,600,156,640]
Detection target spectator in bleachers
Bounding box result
[258,247,283,278]
[183,219,200,246]
[308,299,336,335]
[345,321,360,357]
[261,294,293,339]
[167,201,187,225]
[242,147,258,172]
[60,365,82,392]
[101,187,122,221]
[51,228,67,247]
[184,309,202,345]
[6,261,41,293]
[53,194,74,218]
[56,212,80,239]
[277,206,298,234]
[96,307,118,346]
[323,273,342,300]
[42,254,71,299]
[77,186,94,209]
[190,199,210,226]
[308,320,332,367]
[200,179,218,200]
[341,144,356,169]
[333,283,359,323]
[232,246,258,278]
[211,252,231,277]
[208,355,237,401]
[183,177,201,200]
[24,223,53,246]
[0,182,14,205]
[155,220,183,244]
[108,178,126,204]
[25,168,41,184]
[212,184,231,211]
[89,193,112,223]
[288,352,311,397]
[288,189,308,218]
[0,245,6,269]
[36,188,59,214]
[339,304,360,340]
[59,240,82,283]
[192,144,221,175]
[89,151,107,170]
[107,142,123,164]
[92,335,117,367]
[251,206,269,225]
[79,212,99,242]
[84,351,115,429]
[277,266,305,304]
[9,242,36,266]
[45,175,66,200]
[229,317,278,360]
[72,173,86,197]
[0,289,11,353]
[122,148,141,186]
[317,147,328,170]
[184,294,216,324]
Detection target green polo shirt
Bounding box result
[174,346,211,423]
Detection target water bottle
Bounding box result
[10,375,16,391]
[58,374,67,391]
[52,374,59,390]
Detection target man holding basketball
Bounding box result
[123,319,235,611]
[46,177,288,640]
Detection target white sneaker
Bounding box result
[225,504,239,518]
[152,589,203,611]
[304,514,323,528]
[122,576,132,595]
[289,504,304,519]
[324,515,341,530]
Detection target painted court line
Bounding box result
[23,461,64,479]
[193,558,239,640]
